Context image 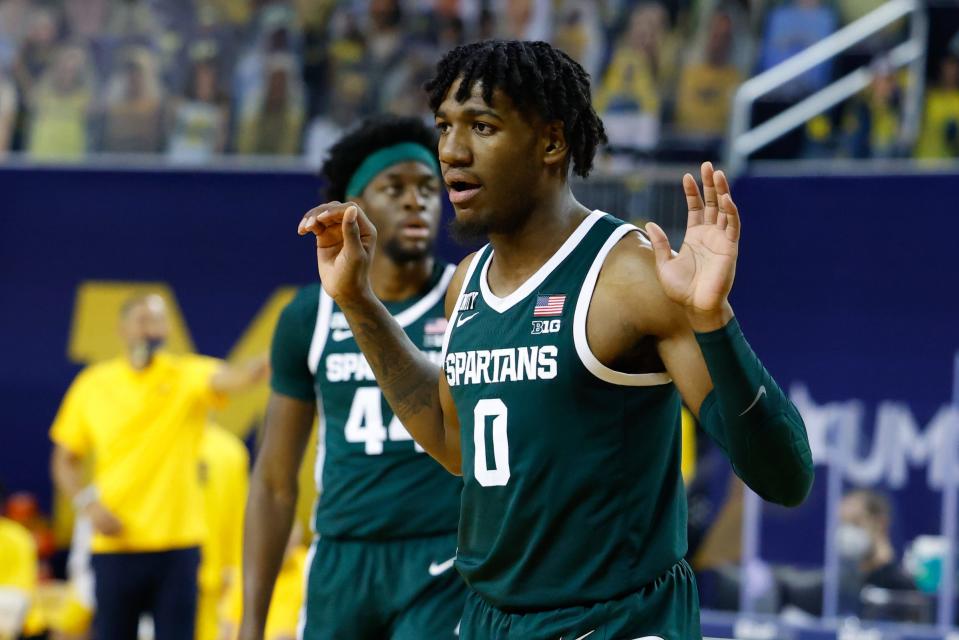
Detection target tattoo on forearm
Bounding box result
[351,315,437,419]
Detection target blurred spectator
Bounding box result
[12,7,60,100]
[104,0,162,43]
[63,0,109,42]
[26,44,96,160]
[835,489,918,617]
[673,8,743,139]
[840,58,904,158]
[195,423,249,640]
[197,0,251,27]
[364,0,411,112]
[167,47,228,163]
[552,1,604,81]
[304,68,367,168]
[757,0,838,98]
[378,43,434,117]
[4,492,56,576]
[237,54,304,156]
[774,488,920,620]
[916,40,959,159]
[492,0,551,41]
[233,4,300,125]
[0,65,15,156]
[0,493,39,639]
[0,0,33,68]
[596,2,678,150]
[99,47,166,153]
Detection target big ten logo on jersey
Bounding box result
[458,291,479,312]
[423,316,447,349]
[531,319,561,335]
[344,387,424,455]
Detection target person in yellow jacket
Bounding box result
[49,424,253,640]
[49,294,266,640]
[196,424,250,640]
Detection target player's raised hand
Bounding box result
[299,201,377,302]
[645,162,739,328]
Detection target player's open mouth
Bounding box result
[445,176,483,205]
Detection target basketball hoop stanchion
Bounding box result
[739,486,762,616]
[937,351,959,631]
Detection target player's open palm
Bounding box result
[298,202,377,302]
[645,162,740,315]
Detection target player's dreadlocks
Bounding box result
[424,40,607,178]
[321,115,438,202]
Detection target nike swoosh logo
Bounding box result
[561,631,595,640]
[331,328,353,342]
[739,385,767,417]
[456,312,479,327]
[428,556,456,576]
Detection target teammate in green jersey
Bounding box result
[240,116,466,640]
[297,41,814,640]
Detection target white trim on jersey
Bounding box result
[441,249,487,360]
[311,265,455,373]
[307,291,334,376]
[394,263,456,327]
[478,209,605,314]
[296,536,320,640]
[573,221,673,387]
[312,411,326,493]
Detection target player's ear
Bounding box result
[542,120,568,168]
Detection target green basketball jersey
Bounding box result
[441,211,687,611]
[271,262,461,540]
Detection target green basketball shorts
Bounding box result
[301,532,466,640]
[460,560,700,640]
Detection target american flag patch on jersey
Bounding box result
[424,317,448,335]
[533,294,566,317]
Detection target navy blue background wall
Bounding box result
[3,166,958,566]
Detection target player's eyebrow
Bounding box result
[462,107,503,121]
[435,107,503,122]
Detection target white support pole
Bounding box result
[739,487,763,615]
[937,352,959,630]
[821,414,849,620]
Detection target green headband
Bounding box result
[344,142,440,199]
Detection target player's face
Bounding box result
[357,161,441,263]
[119,296,170,351]
[435,78,544,241]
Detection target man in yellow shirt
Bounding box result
[50,294,266,640]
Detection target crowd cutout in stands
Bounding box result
[0,0,957,165]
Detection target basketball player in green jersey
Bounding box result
[240,116,465,640]
[298,41,814,640]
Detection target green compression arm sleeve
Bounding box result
[695,318,814,507]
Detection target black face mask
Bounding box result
[131,336,165,368]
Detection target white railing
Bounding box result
[725,0,928,176]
